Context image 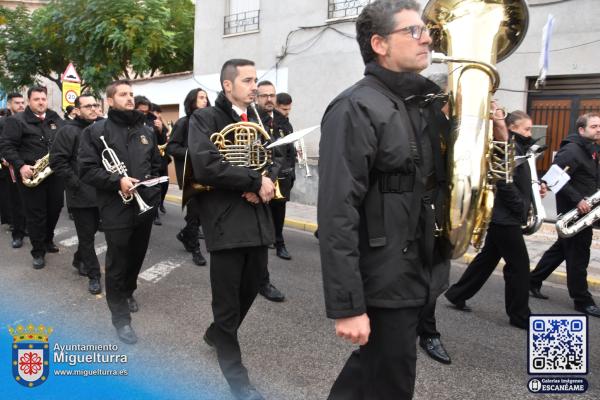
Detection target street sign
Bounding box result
[62,81,81,110]
[61,63,81,83]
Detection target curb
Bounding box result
[462,253,600,292]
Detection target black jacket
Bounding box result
[318,62,451,319]
[260,108,296,197]
[49,117,98,208]
[143,114,170,173]
[187,92,277,252]
[491,133,533,226]
[166,115,191,189]
[0,107,64,172]
[78,109,162,230]
[552,133,600,214]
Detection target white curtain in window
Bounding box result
[229,0,260,14]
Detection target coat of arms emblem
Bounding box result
[9,323,53,387]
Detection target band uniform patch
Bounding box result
[140,135,149,145]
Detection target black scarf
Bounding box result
[108,108,145,127]
[511,131,535,149]
[364,62,442,103]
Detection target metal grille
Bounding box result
[224,10,260,35]
[327,0,370,20]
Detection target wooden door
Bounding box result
[528,98,572,171]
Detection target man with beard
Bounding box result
[0,92,27,247]
[79,80,162,344]
[50,94,103,295]
[188,58,277,400]
[0,86,65,268]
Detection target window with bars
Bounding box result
[327,0,370,20]
[224,0,260,35]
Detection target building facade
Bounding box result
[194,0,600,205]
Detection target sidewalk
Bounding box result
[165,184,600,291]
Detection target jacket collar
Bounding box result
[562,132,596,155]
[69,117,95,129]
[215,92,259,123]
[364,62,441,101]
[23,106,60,124]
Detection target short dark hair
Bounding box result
[220,59,255,90]
[27,86,47,99]
[134,95,151,109]
[506,110,531,127]
[106,79,131,99]
[183,88,211,116]
[276,92,292,105]
[151,103,162,113]
[74,93,95,108]
[257,80,274,88]
[7,92,23,101]
[576,112,600,131]
[356,0,420,64]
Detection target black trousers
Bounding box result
[205,246,267,391]
[270,200,287,247]
[445,224,530,325]
[9,179,26,240]
[530,227,594,308]
[328,306,422,400]
[71,207,101,279]
[180,197,201,250]
[417,299,440,338]
[103,220,153,328]
[0,174,11,224]
[17,174,64,257]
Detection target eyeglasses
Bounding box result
[79,104,101,109]
[388,25,430,40]
[257,94,276,99]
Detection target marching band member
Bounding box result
[79,80,162,344]
[0,86,65,269]
[49,94,103,295]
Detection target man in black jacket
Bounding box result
[188,59,276,400]
[49,94,102,295]
[319,2,457,398]
[529,113,600,318]
[166,88,209,266]
[79,80,162,344]
[0,92,27,248]
[445,111,540,329]
[0,86,65,269]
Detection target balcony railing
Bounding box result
[224,10,260,35]
[327,0,370,20]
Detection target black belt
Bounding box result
[379,172,436,193]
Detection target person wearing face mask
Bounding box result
[529,113,600,318]
[445,111,543,330]
[167,88,211,267]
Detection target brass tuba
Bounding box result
[181,120,283,207]
[22,154,53,187]
[423,0,529,258]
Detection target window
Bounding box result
[224,0,260,36]
[327,0,370,20]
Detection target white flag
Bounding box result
[536,14,555,89]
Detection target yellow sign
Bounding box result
[62,81,81,110]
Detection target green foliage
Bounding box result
[0,0,195,94]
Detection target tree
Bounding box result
[0,0,195,94]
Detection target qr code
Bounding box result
[529,315,587,374]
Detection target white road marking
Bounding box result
[138,260,182,283]
[95,244,107,255]
[59,235,79,247]
[53,226,71,236]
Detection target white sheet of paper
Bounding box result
[541,164,570,193]
[131,176,169,190]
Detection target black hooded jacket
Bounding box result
[187,92,279,252]
[552,133,600,214]
[0,107,64,172]
[78,109,162,230]
[49,117,98,208]
[166,115,191,189]
[318,62,451,319]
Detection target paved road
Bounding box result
[0,200,598,399]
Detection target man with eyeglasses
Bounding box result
[318,1,458,398]
[50,95,103,294]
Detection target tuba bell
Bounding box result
[423,0,529,258]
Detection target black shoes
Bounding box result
[192,250,207,266]
[127,296,139,313]
[445,296,472,312]
[510,318,528,330]
[276,245,292,260]
[419,337,451,365]
[46,242,59,253]
[88,278,102,295]
[529,286,549,300]
[259,283,285,302]
[116,324,138,344]
[231,383,265,400]
[11,237,23,248]
[32,256,45,269]
[153,215,162,226]
[72,261,87,277]
[575,304,600,318]
[159,204,166,214]
[176,232,195,252]
[203,331,215,348]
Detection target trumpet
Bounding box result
[99,135,153,215]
